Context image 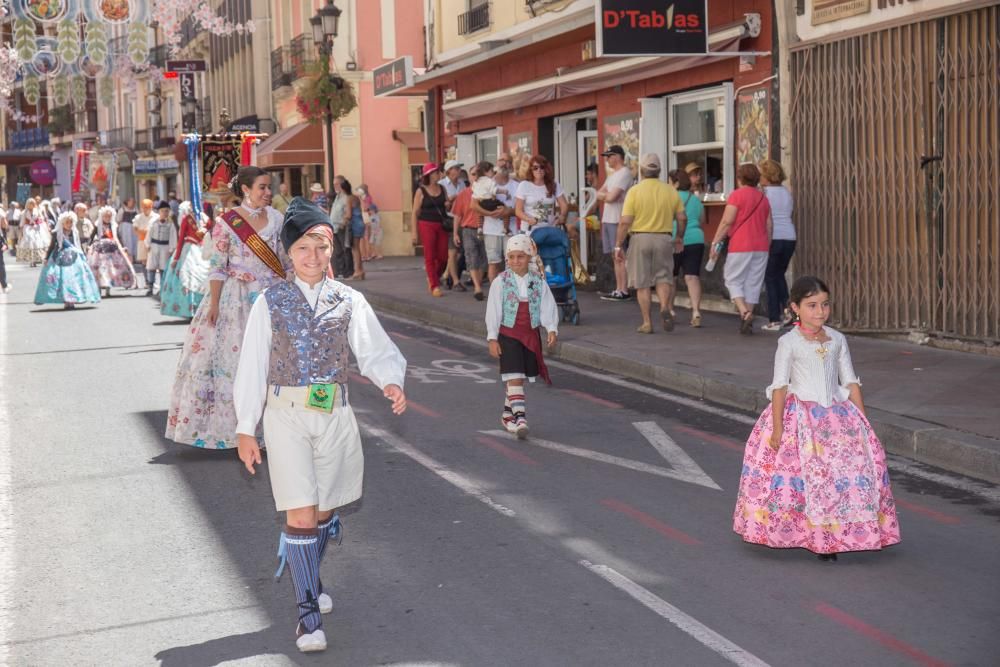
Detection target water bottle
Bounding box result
[704,242,724,272]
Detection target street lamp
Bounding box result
[311,0,341,194]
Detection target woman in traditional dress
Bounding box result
[159,202,208,319]
[88,206,137,297]
[131,198,154,289]
[34,211,101,309]
[165,166,290,449]
[17,199,51,267]
[116,197,139,267]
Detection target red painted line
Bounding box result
[600,498,702,545]
[406,400,442,419]
[673,424,745,452]
[813,602,952,667]
[557,388,624,409]
[391,331,415,340]
[475,436,540,466]
[894,498,961,526]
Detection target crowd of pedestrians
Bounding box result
[403,147,797,338]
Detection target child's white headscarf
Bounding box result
[506,233,543,273]
[56,211,80,248]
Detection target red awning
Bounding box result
[256,122,324,169]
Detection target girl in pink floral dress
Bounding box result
[165,167,290,449]
[733,276,900,560]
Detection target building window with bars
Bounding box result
[458,0,491,36]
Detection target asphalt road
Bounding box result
[1,262,998,667]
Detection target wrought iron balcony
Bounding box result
[458,2,490,36]
[105,127,135,149]
[270,34,317,91]
[7,127,50,150]
[150,125,175,149]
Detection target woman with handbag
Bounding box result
[709,163,772,335]
[411,163,450,297]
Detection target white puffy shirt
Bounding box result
[233,277,407,436]
[766,327,861,407]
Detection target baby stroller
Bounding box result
[530,226,581,325]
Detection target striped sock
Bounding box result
[316,514,342,595]
[506,386,526,419]
[284,527,322,633]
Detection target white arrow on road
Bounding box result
[480,422,720,490]
[632,421,721,490]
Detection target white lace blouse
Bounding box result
[766,327,861,407]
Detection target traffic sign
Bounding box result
[166,59,206,73]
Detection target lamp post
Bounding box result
[310,0,341,194]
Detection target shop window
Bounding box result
[667,84,733,199]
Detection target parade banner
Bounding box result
[506,132,533,181]
[736,85,770,166]
[184,135,203,218]
[603,112,640,178]
[202,138,241,193]
[88,152,114,194]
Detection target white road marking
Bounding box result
[480,430,719,490]
[633,421,721,490]
[0,292,11,665]
[360,422,516,517]
[360,420,767,663]
[383,314,1000,504]
[579,561,771,667]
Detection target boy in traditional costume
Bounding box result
[485,234,559,439]
[145,200,178,296]
[233,197,407,653]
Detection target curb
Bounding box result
[365,290,1000,485]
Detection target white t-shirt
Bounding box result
[600,166,634,224]
[516,180,565,231]
[438,177,466,199]
[764,185,795,241]
[482,182,515,236]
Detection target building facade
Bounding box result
[393,0,775,291]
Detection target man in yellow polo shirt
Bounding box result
[614,153,687,334]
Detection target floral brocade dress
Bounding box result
[165,207,289,449]
[733,327,900,554]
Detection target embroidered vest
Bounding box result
[500,269,541,329]
[264,280,353,386]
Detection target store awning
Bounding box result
[256,122,324,169]
[442,35,743,121]
[0,150,53,166]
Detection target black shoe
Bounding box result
[817,554,838,562]
[454,282,468,292]
[739,314,754,335]
[474,291,484,301]
[661,311,674,332]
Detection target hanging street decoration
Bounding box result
[127,20,149,67]
[151,0,255,55]
[57,19,81,65]
[98,75,114,106]
[23,73,39,104]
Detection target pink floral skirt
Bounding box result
[733,395,901,554]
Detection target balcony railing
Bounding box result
[7,127,50,149]
[133,127,174,151]
[458,2,490,35]
[105,127,135,149]
[270,34,317,91]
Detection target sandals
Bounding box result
[739,312,754,335]
[690,313,702,328]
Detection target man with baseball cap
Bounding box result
[614,153,687,334]
[593,145,634,301]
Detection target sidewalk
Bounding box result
[354,257,1000,484]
